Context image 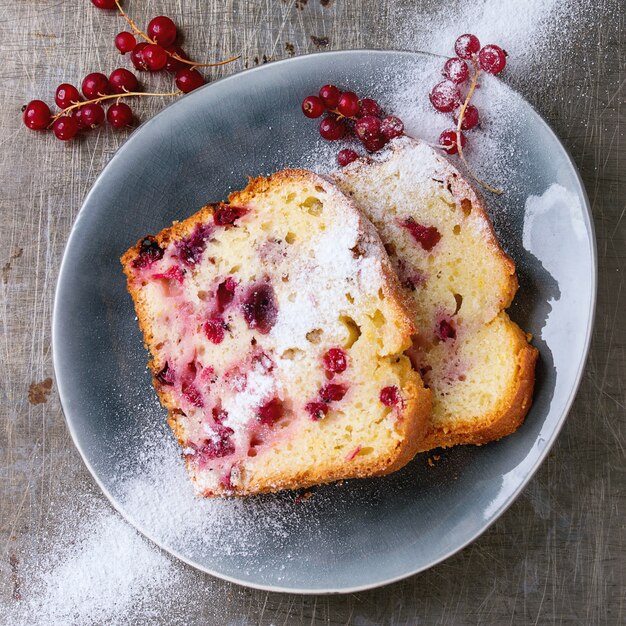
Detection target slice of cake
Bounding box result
[121,169,431,496]
[333,137,537,451]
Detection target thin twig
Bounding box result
[49,90,182,124]
[455,60,503,195]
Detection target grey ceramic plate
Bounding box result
[52,51,596,593]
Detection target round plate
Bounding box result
[53,51,596,593]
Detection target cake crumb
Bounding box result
[427,454,441,467]
[294,490,314,504]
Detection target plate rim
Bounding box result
[52,48,598,594]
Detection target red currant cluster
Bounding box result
[22,1,237,141]
[23,69,150,141]
[301,85,404,167]
[111,5,211,92]
[431,33,507,155]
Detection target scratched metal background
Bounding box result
[1,0,624,624]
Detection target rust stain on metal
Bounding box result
[2,248,23,283]
[310,35,329,47]
[9,554,22,601]
[28,378,53,405]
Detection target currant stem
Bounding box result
[49,90,182,124]
[114,0,240,69]
[455,59,503,195]
[181,54,242,69]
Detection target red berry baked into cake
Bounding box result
[333,136,538,451]
[121,169,431,496]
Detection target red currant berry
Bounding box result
[337,148,359,167]
[319,383,347,403]
[337,91,359,117]
[323,348,348,372]
[143,44,168,71]
[438,129,467,155]
[147,16,177,47]
[131,42,150,70]
[80,102,105,128]
[442,57,470,84]
[380,115,404,139]
[319,116,346,140]
[437,318,456,341]
[478,44,507,74]
[82,73,111,99]
[429,81,461,113]
[109,68,139,94]
[358,98,382,118]
[257,398,283,426]
[55,84,81,109]
[164,45,188,73]
[379,386,400,406]
[91,0,117,8]
[115,32,136,54]
[305,401,328,421]
[53,116,80,141]
[363,134,388,153]
[107,102,134,128]
[175,68,206,93]
[72,108,88,131]
[454,34,481,60]
[355,115,381,141]
[453,104,479,130]
[23,100,51,131]
[302,95,325,118]
[318,84,341,109]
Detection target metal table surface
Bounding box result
[1,1,624,624]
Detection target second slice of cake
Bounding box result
[333,137,538,451]
[121,169,431,496]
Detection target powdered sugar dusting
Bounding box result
[222,360,279,437]
[269,195,380,353]
[5,490,180,626]
[118,429,293,554]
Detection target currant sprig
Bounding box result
[113,1,240,70]
[431,33,507,194]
